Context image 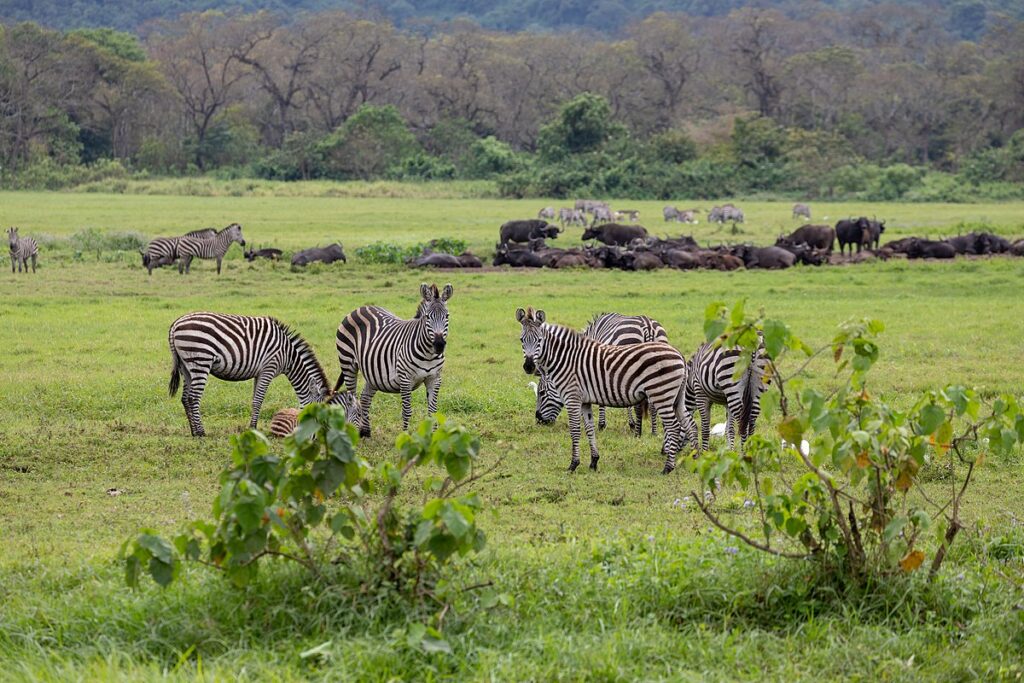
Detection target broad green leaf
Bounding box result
[884,515,908,543]
[918,404,945,435]
[137,533,173,564]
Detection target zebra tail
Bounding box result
[332,371,347,395]
[168,348,182,397]
[737,351,759,439]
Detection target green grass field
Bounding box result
[1,190,1023,680]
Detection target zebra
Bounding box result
[176,223,246,274]
[516,307,696,473]
[583,313,669,436]
[7,227,38,273]
[793,203,812,220]
[168,312,358,436]
[538,207,556,220]
[335,283,452,438]
[686,337,770,454]
[142,228,217,275]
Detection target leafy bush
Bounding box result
[466,136,522,178]
[2,157,130,190]
[123,406,492,595]
[66,227,147,260]
[317,105,420,180]
[355,238,468,264]
[387,153,457,180]
[867,163,924,200]
[690,302,1024,582]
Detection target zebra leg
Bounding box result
[358,386,376,438]
[697,397,711,454]
[181,362,210,437]
[249,372,275,430]
[400,384,413,431]
[9,255,13,273]
[566,399,583,473]
[650,401,658,436]
[598,405,606,431]
[583,403,600,470]
[425,373,441,421]
[31,253,36,273]
[725,407,737,451]
[217,257,223,275]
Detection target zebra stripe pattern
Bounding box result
[335,283,452,437]
[177,223,246,274]
[686,338,769,453]
[582,313,669,435]
[143,228,217,275]
[7,227,38,274]
[168,312,355,436]
[517,307,696,473]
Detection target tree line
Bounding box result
[1,7,1022,198]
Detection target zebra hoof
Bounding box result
[589,459,599,471]
[597,423,606,431]
[359,428,371,439]
[568,461,580,473]
[661,464,675,475]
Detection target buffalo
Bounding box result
[781,224,835,252]
[732,245,795,269]
[291,244,347,267]
[947,231,1011,255]
[500,219,560,245]
[245,247,283,261]
[494,243,546,268]
[835,217,873,255]
[866,219,886,249]
[582,222,648,246]
[905,239,956,259]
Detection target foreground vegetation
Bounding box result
[1,194,1023,679]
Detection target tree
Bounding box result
[629,13,701,131]
[316,104,418,179]
[537,92,623,160]
[727,8,793,118]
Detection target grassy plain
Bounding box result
[1,189,1023,680]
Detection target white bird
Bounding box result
[782,439,811,456]
[527,381,538,396]
[710,422,727,437]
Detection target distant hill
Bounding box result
[0,0,1019,37]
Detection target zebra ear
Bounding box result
[515,307,527,322]
[420,283,432,300]
[535,309,546,323]
[440,283,453,301]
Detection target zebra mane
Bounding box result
[275,319,329,389]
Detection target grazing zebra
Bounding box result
[793,203,811,220]
[7,227,38,273]
[335,283,452,437]
[177,223,245,274]
[516,307,696,473]
[686,338,770,454]
[168,312,356,436]
[142,228,218,275]
[584,313,669,436]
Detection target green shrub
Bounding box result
[867,163,924,200]
[466,136,522,178]
[387,153,457,180]
[691,302,1024,582]
[355,238,468,264]
[123,406,491,596]
[317,105,420,180]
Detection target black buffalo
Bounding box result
[835,217,873,255]
[581,223,648,246]
[781,224,836,252]
[775,240,828,266]
[499,219,559,245]
[493,243,545,267]
[905,238,956,259]
[291,244,347,267]
[732,245,795,269]
[947,231,1011,255]
[866,219,886,249]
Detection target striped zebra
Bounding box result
[686,338,769,454]
[335,283,452,438]
[516,307,696,473]
[7,227,38,273]
[142,228,217,275]
[168,312,357,436]
[176,223,245,274]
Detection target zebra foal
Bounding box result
[335,283,452,438]
[168,312,357,436]
[686,338,770,454]
[8,227,38,273]
[177,223,246,274]
[516,307,696,473]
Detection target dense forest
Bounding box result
[1,3,1022,198]
[1,0,1020,36]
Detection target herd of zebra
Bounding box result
[165,281,767,476]
[142,223,246,275]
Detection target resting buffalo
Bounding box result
[620,251,664,270]
[905,239,956,259]
[500,219,559,245]
[947,232,1011,255]
[662,249,700,269]
[245,247,283,261]
[885,237,918,254]
[835,217,872,255]
[1012,239,1024,257]
[782,224,835,252]
[581,222,648,246]
[775,240,828,266]
[291,244,347,267]
[732,245,795,269]
[493,243,545,267]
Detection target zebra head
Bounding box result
[515,306,546,375]
[417,282,452,354]
[223,222,246,246]
[326,388,363,427]
[534,371,563,425]
[7,227,18,249]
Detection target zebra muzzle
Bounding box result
[433,338,446,353]
[523,359,536,374]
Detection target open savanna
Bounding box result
[1,190,1023,680]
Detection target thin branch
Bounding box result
[692,491,813,560]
